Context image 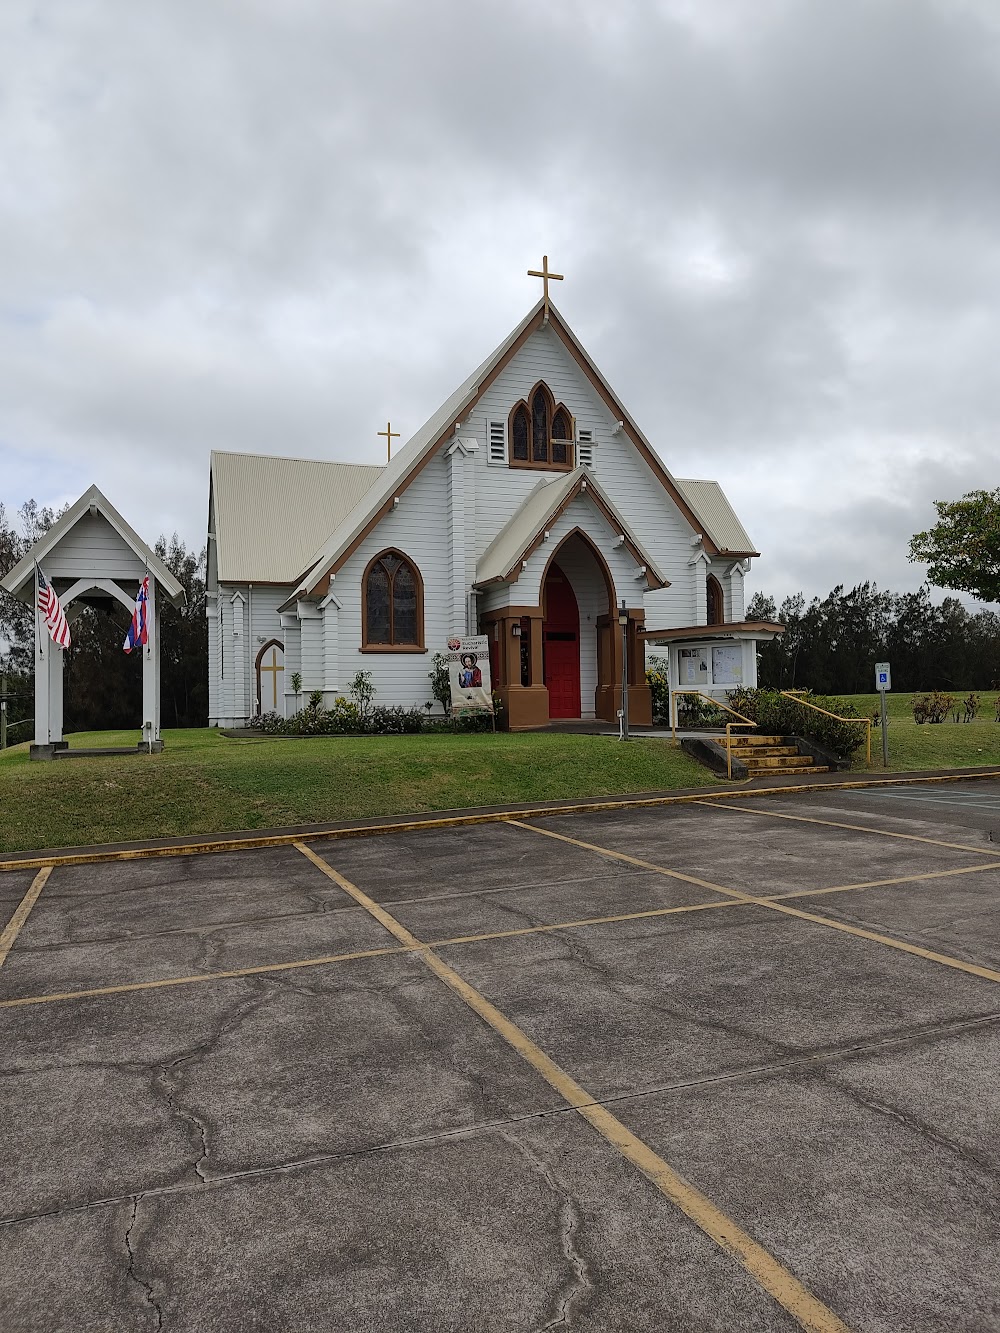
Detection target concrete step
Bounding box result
[727,745,799,758]
[743,763,830,777]
[744,753,818,769]
[729,734,785,747]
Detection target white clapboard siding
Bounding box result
[45,512,149,581]
[209,583,294,724]
[469,323,700,628]
[331,454,452,708]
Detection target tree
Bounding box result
[909,488,1000,604]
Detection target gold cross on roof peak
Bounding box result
[527,255,564,318]
[377,420,401,462]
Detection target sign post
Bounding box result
[875,661,891,767]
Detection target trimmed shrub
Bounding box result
[912,691,954,724]
[726,687,867,758]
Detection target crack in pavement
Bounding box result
[4,1001,1000,1231]
[492,1126,593,1331]
[148,980,275,1184]
[828,1076,1000,1185]
[124,1196,164,1330]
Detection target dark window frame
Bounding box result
[507,382,575,472]
[361,548,426,653]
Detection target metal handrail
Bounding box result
[670,689,757,780]
[778,690,871,768]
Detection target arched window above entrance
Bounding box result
[706,575,724,625]
[508,383,574,472]
[362,549,425,651]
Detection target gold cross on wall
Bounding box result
[260,647,283,711]
[527,255,564,318]
[377,421,401,462]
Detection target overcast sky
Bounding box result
[3,0,1000,608]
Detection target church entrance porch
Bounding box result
[482,530,652,730]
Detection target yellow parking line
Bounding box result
[0,943,407,1009]
[0,868,52,969]
[774,860,1000,901]
[510,822,1000,987]
[7,852,1000,1011]
[294,841,849,1333]
[695,800,1000,857]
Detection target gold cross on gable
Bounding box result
[377,420,401,462]
[527,254,564,318]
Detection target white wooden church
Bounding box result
[207,289,779,730]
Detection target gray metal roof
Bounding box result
[211,451,383,583]
[673,479,759,556]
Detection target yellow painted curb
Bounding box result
[2,767,1000,873]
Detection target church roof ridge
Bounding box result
[281,294,754,603]
[210,448,384,471]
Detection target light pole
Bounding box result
[618,600,629,741]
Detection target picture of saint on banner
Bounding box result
[446,635,493,714]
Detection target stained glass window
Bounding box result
[366,562,391,643]
[512,405,529,461]
[365,552,421,645]
[531,389,549,461]
[510,385,573,469]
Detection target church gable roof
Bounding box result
[475,467,668,588]
[210,451,382,584]
[673,478,759,558]
[1,484,185,604]
[287,298,756,600]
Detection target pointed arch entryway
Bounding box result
[256,639,285,714]
[540,529,615,722]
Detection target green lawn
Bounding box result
[839,692,1000,772]
[0,729,714,853]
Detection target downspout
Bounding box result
[248,582,253,720]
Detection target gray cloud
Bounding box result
[3,0,1000,609]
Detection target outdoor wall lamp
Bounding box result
[511,624,522,637]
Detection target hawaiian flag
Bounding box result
[36,568,71,649]
[123,575,149,654]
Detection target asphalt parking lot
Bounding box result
[3,780,1000,1332]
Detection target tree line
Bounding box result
[748,585,1000,694]
[0,500,208,734]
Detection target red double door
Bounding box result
[543,564,581,719]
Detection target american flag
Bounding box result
[124,574,149,653]
[37,568,71,649]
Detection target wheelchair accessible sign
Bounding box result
[875,662,891,692]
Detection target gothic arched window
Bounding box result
[706,575,724,626]
[508,383,574,471]
[363,550,424,650]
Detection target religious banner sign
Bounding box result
[446,635,493,714]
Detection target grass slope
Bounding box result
[839,692,1000,771]
[0,729,714,853]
